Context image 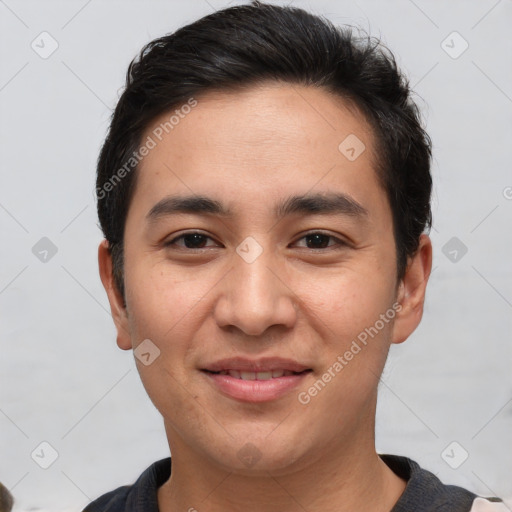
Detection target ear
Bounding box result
[391,234,433,345]
[98,239,132,350]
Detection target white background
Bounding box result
[0,0,511,510]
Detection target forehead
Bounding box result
[146,81,376,160]
[131,81,384,219]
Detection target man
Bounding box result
[86,1,504,510]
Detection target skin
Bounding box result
[99,81,432,512]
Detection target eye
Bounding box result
[164,231,347,251]
[292,231,347,250]
[165,231,220,249]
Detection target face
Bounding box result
[99,81,431,475]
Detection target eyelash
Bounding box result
[164,231,347,251]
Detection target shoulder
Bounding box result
[82,458,172,512]
[82,485,131,512]
[381,454,505,512]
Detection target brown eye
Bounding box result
[165,232,219,249]
[293,232,346,249]
[304,233,331,249]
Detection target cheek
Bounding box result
[301,267,397,345]
[294,272,396,430]
[123,265,205,413]
[124,259,206,342]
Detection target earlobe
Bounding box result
[391,234,433,345]
[98,240,132,350]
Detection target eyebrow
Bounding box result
[276,192,368,218]
[146,192,368,223]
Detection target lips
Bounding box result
[201,357,312,402]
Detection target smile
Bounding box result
[208,369,304,380]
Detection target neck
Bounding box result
[158,417,406,512]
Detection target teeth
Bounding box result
[222,369,298,380]
[255,371,272,380]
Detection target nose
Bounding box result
[213,244,298,337]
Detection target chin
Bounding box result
[206,436,311,476]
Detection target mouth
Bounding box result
[203,369,310,380]
[201,357,312,402]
